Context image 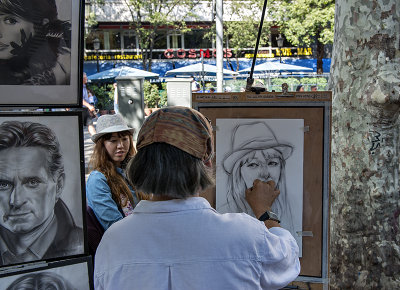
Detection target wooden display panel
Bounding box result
[193,91,331,280]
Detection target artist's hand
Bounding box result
[245,179,280,218]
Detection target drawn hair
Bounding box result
[127,143,214,198]
[0,121,64,181]
[226,149,286,214]
[6,272,76,290]
[226,148,294,233]
[89,131,136,207]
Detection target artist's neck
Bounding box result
[150,193,199,201]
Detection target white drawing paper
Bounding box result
[216,118,304,255]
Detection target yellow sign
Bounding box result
[297,47,312,56]
[275,48,293,56]
[84,54,143,61]
[245,53,275,58]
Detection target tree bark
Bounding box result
[316,32,324,75]
[329,0,400,288]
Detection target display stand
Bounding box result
[0,0,93,288]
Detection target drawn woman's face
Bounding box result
[0,14,34,59]
[240,149,282,189]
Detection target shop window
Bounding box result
[184,30,211,49]
[154,31,167,49]
[108,31,121,50]
[86,31,104,50]
[168,32,183,49]
[123,32,137,49]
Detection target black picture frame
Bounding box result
[0,256,93,290]
[0,0,84,107]
[0,112,87,267]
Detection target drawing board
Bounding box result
[192,90,332,281]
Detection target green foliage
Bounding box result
[89,84,114,110]
[122,0,201,70]
[270,76,328,91]
[159,82,167,107]
[143,81,167,108]
[227,0,271,50]
[269,0,335,46]
[204,0,271,65]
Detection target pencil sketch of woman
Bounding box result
[218,121,295,237]
[0,0,71,85]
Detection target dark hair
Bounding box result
[127,143,214,198]
[6,272,75,290]
[295,85,303,92]
[89,131,136,207]
[0,121,64,181]
[0,0,58,24]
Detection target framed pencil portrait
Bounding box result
[0,112,86,267]
[0,256,93,290]
[0,0,83,107]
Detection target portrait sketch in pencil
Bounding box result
[0,258,91,289]
[216,119,304,254]
[0,0,71,85]
[0,0,82,106]
[0,115,84,266]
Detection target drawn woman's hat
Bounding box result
[222,121,293,174]
[91,114,134,142]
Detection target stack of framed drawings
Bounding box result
[192,89,332,288]
[0,0,92,288]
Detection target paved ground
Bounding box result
[83,125,95,177]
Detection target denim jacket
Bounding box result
[86,168,137,230]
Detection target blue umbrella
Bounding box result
[165,63,237,77]
[88,66,159,82]
[238,61,313,74]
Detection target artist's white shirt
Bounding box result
[94,197,300,290]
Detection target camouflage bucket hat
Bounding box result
[136,106,214,161]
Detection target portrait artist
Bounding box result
[0,0,71,85]
[0,121,83,266]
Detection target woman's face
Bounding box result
[103,133,130,167]
[0,13,34,59]
[240,149,282,189]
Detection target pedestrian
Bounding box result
[82,72,96,136]
[86,114,140,254]
[94,106,300,290]
[113,83,119,114]
[296,85,304,92]
[311,85,318,91]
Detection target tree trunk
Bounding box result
[316,32,324,75]
[329,0,400,289]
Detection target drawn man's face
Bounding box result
[240,149,282,189]
[0,14,34,59]
[0,147,63,234]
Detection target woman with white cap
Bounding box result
[86,114,139,232]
